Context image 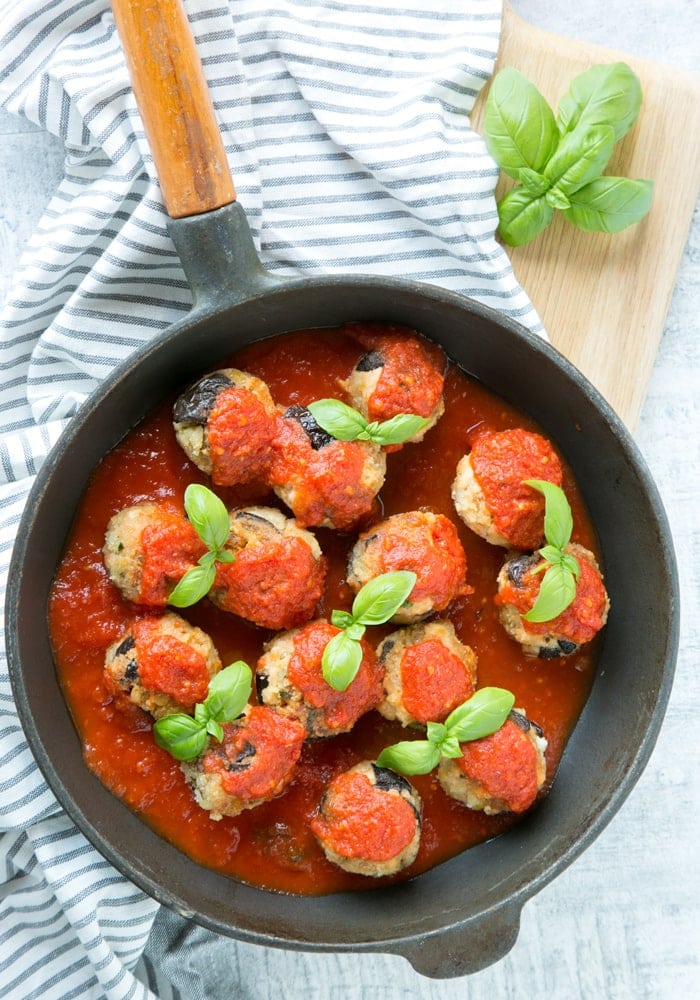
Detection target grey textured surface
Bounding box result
[1,1,697,997]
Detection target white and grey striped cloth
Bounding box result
[0,1,541,997]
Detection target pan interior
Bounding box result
[7,278,678,951]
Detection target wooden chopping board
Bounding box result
[471,3,700,430]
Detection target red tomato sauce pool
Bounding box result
[48,325,601,895]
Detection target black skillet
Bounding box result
[5,0,679,978]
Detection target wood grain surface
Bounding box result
[471,2,700,430]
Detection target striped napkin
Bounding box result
[0,1,541,996]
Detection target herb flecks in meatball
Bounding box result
[452,429,563,550]
[209,506,327,630]
[378,619,477,727]
[173,368,277,486]
[103,502,206,607]
[311,760,422,877]
[256,620,384,738]
[181,705,306,820]
[495,543,610,657]
[104,613,221,719]
[347,510,470,623]
[268,407,386,531]
[438,709,547,815]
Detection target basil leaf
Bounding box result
[545,188,571,211]
[426,721,447,745]
[167,561,216,607]
[351,570,417,626]
[439,735,463,759]
[198,550,218,569]
[543,124,616,195]
[322,630,363,691]
[496,187,554,247]
[153,714,208,761]
[307,399,368,441]
[539,544,565,567]
[376,740,441,776]
[331,609,354,630]
[557,62,643,142]
[204,661,252,723]
[216,550,236,564]
[519,167,550,197]
[484,67,559,179]
[194,702,209,726]
[561,551,581,579]
[368,413,432,447]
[184,483,231,551]
[563,177,653,234]
[206,719,225,742]
[345,622,366,642]
[444,687,515,743]
[525,479,573,551]
[523,562,577,622]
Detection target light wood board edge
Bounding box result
[471,3,700,429]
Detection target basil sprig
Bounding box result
[307,399,431,448]
[376,687,516,775]
[153,660,252,761]
[322,570,417,692]
[521,479,581,624]
[167,483,234,608]
[484,63,652,246]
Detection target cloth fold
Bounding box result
[0,1,541,996]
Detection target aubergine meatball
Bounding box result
[310,760,422,877]
[377,619,477,727]
[255,620,384,738]
[172,368,277,486]
[438,709,547,815]
[208,506,327,630]
[495,543,610,658]
[339,323,446,446]
[103,502,206,606]
[181,704,307,820]
[104,612,221,719]
[267,405,386,531]
[451,428,563,550]
[347,510,470,623]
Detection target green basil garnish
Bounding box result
[321,570,417,692]
[521,479,581,624]
[167,484,234,608]
[153,660,252,761]
[484,62,652,246]
[307,399,431,448]
[376,687,516,775]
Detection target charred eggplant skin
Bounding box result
[173,372,233,425]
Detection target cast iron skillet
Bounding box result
[5,0,679,979]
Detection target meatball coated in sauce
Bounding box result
[181,704,306,820]
[438,709,547,815]
[256,620,384,738]
[452,428,563,550]
[495,543,610,658]
[347,510,470,623]
[377,619,477,727]
[208,506,327,630]
[339,323,446,445]
[268,405,386,531]
[104,613,221,719]
[311,760,422,877]
[173,368,277,486]
[103,502,205,606]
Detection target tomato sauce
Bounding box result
[400,640,475,724]
[48,325,601,896]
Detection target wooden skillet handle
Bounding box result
[111,0,236,218]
